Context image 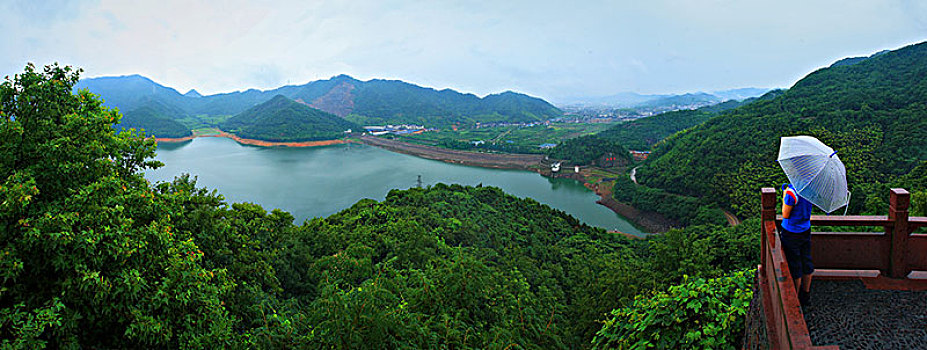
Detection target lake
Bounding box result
[145,137,643,235]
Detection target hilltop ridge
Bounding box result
[75,74,563,133]
[220,95,360,142]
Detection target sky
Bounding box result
[2,0,926,103]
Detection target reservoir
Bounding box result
[145,137,643,235]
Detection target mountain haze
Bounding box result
[558,88,769,108]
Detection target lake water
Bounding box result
[145,137,643,235]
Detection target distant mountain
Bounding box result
[711,87,771,101]
[75,74,189,113]
[220,95,359,142]
[184,89,203,98]
[559,88,769,110]
[76,74,562,127]
[634,92,721,109]
[558,92,667,107]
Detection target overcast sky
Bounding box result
[2,0,925,102]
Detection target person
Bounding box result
[780,183,813,307]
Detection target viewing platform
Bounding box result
[752,188,927,349]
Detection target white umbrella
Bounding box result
[777,136,849,213]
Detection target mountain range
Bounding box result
[75,74,563,139]
[558,88,770,108]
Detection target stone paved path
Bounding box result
[804,280,927,349]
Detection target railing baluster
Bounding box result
[888,188,910,278]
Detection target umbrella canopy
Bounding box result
[777,136,849,213]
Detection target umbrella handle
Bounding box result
[842,191,851,216]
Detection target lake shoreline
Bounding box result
[354,135,669,234]
[355,135,545,171]
[156,132,666,234]
[155,129,349,147]
[589,181,676,234]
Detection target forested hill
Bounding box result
[219,95,360,142]
[637,41,927,217]
[545,91,781,166]
[75,74,562,127]
[590,91,783,151]
[117,98,192,138]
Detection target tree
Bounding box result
[0,64,239,348]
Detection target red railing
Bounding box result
[758,188,927,349]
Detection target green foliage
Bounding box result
[613,176,728,227]
[638,42,927,217]
[118,99,192,138]
[0,64,241,348]
[592,269,756,350]
[275,184,648,347]
[643,219,760,285]
[599,110,717,151]
[349,83,561,127]
[548,135,632,166]
[220,95,359,142]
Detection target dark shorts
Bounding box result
[779,228,814,279]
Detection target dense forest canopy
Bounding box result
[547,134,632,166]
[2,63,756,349]
[220,95,360,142]
[118,98,192,138]
[637,41,927,217]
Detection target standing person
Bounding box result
[780,183,814,307]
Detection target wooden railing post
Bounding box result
[888,188,910,278]
[761,188,777,263]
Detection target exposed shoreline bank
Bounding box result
[155,129,349,147]
[588,181,677,234]
[355,135,545,170]
[157,131,668,234]
[355,135,673,234]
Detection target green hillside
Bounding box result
[545,94,775,167]
[219,95,359,142]
[117,98,192,138]
[593,95,777,151]
[547,134,632,166]
[637,42,927,217]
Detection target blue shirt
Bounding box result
[781,183,812,233]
